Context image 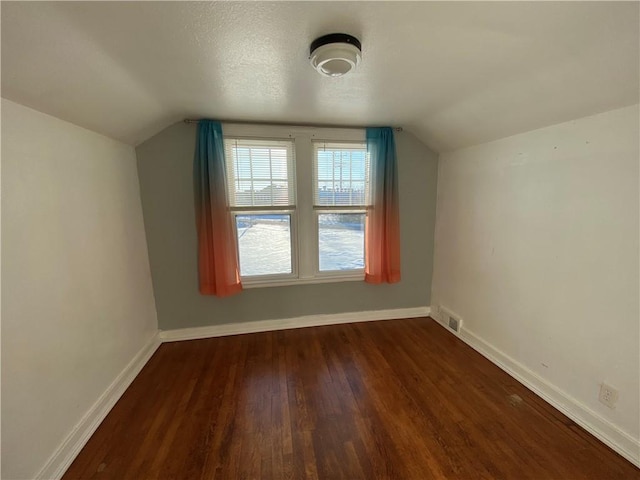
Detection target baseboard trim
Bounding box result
[31,309,638,477]
[36,333,162,480]
[159,306,431,342]
[455,325,640,468]
[431,310,461,336]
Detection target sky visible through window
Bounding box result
[316,148,368,206]
[227,143,293,207]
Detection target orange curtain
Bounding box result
[365,127,401,284]
[193,120,242,297]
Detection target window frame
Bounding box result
[311,139,369,278]
[223,123,368,288]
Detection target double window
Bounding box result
[222,125,370,287]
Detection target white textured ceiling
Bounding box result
[2,1,638,152]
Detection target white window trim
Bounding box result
[223,123,367,288]
[243,274,363,289]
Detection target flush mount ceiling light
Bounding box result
[309,33,362,77]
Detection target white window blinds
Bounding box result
[313,141,370,207]
[224,138,296,207]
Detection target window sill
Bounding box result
[243,274,364,289]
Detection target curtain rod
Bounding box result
[183,118,403,132]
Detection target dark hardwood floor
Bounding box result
[63,317,639,479]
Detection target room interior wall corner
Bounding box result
[1,99,159,479]
[429,104,640,465]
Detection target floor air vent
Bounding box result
[448,316,460,332]
[438,306,462,334]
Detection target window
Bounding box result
[235,214,293,276]
[313,141,369,273]
[317,212,365,271]
[224,138,297,280]
[222,125,370,287]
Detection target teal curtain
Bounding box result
[193,120,242,296]
[365,127,401,284]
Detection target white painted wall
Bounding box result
[1,100,158,480]
[431,105,639,459]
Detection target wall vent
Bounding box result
[438,306,463,334]
[448,316,460,332]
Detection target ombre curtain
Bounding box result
[193,120,242,297]
[365,127,401,284]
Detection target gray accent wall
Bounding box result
[136,121,438,330]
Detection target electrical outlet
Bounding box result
[599,383,619,409]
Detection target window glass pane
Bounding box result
[318,213,365,271]
[236,214,292,276]
[225,139,295,207]
[313,142,370,207]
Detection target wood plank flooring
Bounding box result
[63,318,639,479]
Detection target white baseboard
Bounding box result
[36,333,161,480]
[453,325,640,468]
[160,306,431,342]
[431,309,461,336]
[36,308,429,479]
[40,306,637,478]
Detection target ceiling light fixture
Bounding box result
[309,33,362,78]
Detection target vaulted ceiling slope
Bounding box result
[2,2,638,152]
